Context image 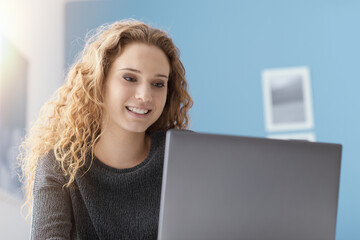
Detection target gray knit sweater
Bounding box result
[32,131,166,240]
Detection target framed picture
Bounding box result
[262,66,314,132]
[268,132,316,142]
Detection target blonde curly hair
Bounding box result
[18,19,193,219]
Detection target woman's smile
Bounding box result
[126,106,152,118]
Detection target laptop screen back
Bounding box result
[158,130,342,240]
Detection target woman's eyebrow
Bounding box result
[119,67,169,79]
[119,67,141,73]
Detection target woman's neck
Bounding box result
[94,128,151,169]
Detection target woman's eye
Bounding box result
[123,76,136,82]
[153,82,165,88]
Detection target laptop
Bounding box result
[158,130,342,240]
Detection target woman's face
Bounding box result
[102,42,170,134]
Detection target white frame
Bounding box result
[268,132,316,142]
[262,66,314,132]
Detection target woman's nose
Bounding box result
[135,84,152,102]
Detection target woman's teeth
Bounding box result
[127,107,149,114]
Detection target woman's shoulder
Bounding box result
[37,150,58,171]
[35,150,66,185]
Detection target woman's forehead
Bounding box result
[111,42,170,76]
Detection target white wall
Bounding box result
[0,0,65,238]
[0,190,30,239]
[0,0,65,127]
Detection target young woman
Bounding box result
[19,19,193,239]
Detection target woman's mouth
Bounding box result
[126,106,151,115]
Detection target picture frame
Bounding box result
[262,66,314,132]
[268,132,316,142]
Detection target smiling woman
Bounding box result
[18,19,193,239]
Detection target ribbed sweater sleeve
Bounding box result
[32,151,72,239]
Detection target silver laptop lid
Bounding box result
[158,130,342,240]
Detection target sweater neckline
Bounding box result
[91,131,163,174]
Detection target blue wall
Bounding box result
[65,1,360,239]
